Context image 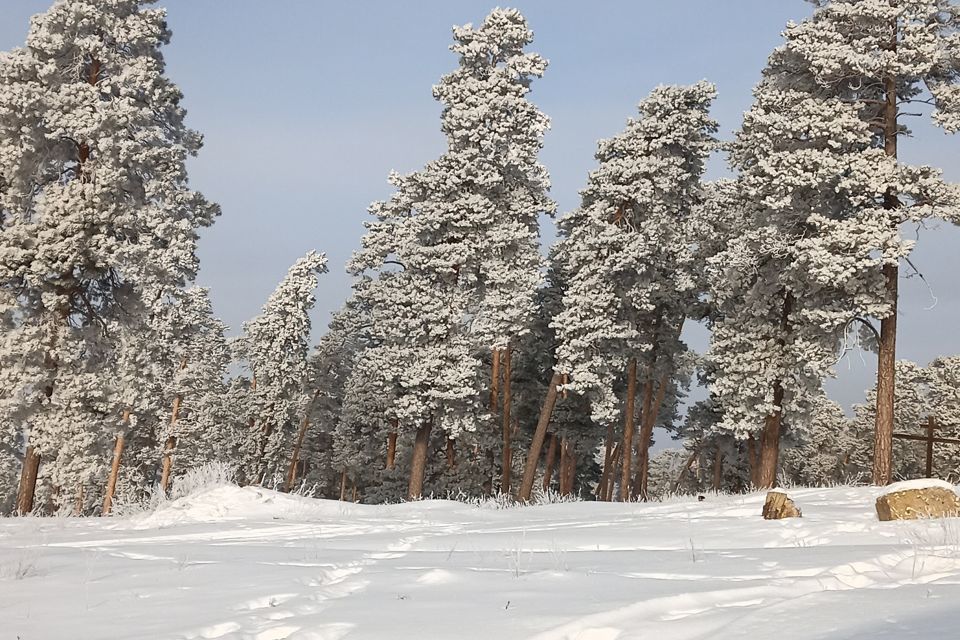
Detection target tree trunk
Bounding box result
[712,447,724,493]
[756,293,792,489]
[873,11,901,487]
[542,434,558,492]
[518,372,563,502]
[407,422,433,500]
[756,382,785,489]
[634,373,669,500]
[160,435,177,493]
[501,347,512,493]
[16,447,40,515]
[386,421,398,470]
[285,390,320,492]
[563,442,577,495]
[619,358,638,501]
[339,469,347,501]
[558,438,570,495]
[673,447,700,493]
[605,443,622,502]
[446,438,456,470]
[597,423,615,501]
[102,410,131,515]
[491,348,501,412]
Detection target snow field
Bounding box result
[3,486,960,639]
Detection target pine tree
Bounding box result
[349,9,551,499]
[766,0,960,485]
[237,251,327,486]
[0,0,218,512]
[553,82,718,501]
[705,32,943,487]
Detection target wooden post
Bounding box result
[102,408,131,515]
[620,358,638,501]
[407,422,433,500]
[518,371,563,502]
[501,347,512,493]
[16,447,40,515]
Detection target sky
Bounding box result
[2,1,958,417]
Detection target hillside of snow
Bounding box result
[3,486,960,639]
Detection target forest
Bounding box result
[2,0,960,516]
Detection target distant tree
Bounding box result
[237,251,327,486]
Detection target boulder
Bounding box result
[762,489,801,519]
[875,479,960,521]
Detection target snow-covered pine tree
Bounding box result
[289,295,368,495]
[0,0,218,513]
[152,288,231,493]
[553,82,718,501]
[237,251,327,486]
[769,0,960,485]
[705,35,935,487]
[435,9,555,494]
[349,9,551,500]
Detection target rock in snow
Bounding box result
[876,480,960,521]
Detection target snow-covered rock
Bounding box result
[876,479,960,522]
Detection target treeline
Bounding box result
[1,1,958,514]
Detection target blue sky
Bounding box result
[3,1,959,414]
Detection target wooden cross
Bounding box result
[892,416,960,478]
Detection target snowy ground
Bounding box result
[3,486,960,639]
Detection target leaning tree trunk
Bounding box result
[873,60,900,486]
[518,371,563,502]
[407,422,433,500]
[501,347,513,493]
[619,358,638,501]
[16,447,41,515]
[604,443,622,502]
[285,390,321,492]
[102,409,131,515]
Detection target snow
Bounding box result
[5,485,960,639]
[881,478,958,495]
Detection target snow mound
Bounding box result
[130,485,345,529]
[881,478,958,496]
